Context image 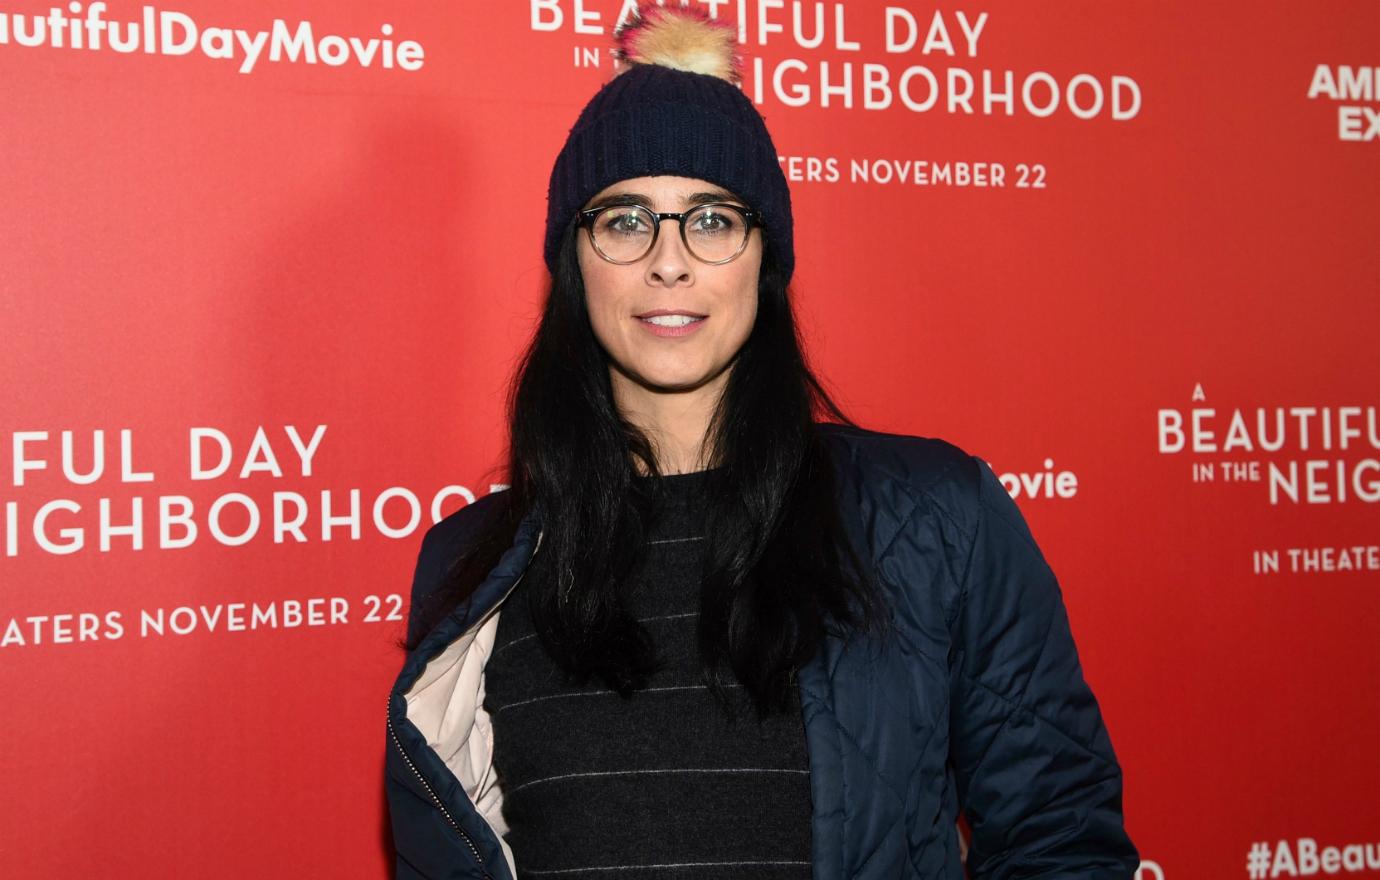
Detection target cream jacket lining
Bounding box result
[403,604,517,877]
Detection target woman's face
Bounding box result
[578,175,762,399]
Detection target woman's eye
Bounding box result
[693,212,736,234]
[605,212,647,234]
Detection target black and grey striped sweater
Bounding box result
[482,467,813,877]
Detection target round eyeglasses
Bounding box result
[577,203,764,265]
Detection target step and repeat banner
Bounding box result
[2,1,1376,877]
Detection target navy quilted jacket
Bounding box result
[385,423,1139,878]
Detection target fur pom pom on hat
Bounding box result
[543,1,794,282]
[611,3,741,83]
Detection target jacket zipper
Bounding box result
[387,704,493,878]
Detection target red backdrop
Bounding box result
[2,2,1377,877]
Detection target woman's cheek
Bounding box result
[590,301,621,354]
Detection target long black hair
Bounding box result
[406,218,889,718]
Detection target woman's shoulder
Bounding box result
[416,490,511,568]
[409,491,512,603]
[814,421,990,538]
[815,421,1053,601]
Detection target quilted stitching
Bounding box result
[957,670,1116,771]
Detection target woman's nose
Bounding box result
[645,217,692,286]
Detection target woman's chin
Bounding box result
[618,363,727,396]
[640,374,714,394]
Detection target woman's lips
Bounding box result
[636,314,707,338]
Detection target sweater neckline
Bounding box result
[631,465,723,501]
[632,465,723,483]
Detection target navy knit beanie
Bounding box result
[543,4,794,283]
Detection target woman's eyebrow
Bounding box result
[586,190,743,210]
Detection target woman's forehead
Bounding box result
[583,175,744,208]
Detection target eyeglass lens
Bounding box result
[590,205,749,263]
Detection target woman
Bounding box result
[385,5,1138,879]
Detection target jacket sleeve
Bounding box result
[948,455,1139,878]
